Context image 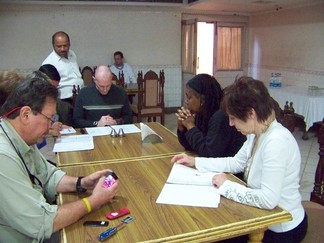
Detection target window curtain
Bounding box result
[217,27,242,70]
[181,20,196,74]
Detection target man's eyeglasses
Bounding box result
[0,106,58,127]
[35,111,58,126]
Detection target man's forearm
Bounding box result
[52,199,88,232]
[56,175,78,193]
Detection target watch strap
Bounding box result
[76,176,87,193]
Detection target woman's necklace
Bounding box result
[243,136,258,182]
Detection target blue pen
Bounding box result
[98,216,135,241]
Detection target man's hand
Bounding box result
[49,121,63,137]
[171,153,196,168]
[81,169,113,190]
[98,115,117,127]
[88,176,119,210]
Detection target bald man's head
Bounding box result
[94,66,113,95]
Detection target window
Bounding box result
[181,19,197,74]
[217,27,243,71]
[181,21,244,74]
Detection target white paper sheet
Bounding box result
[60,127,77,135]
[156,184,220,208]
[85,124,141,136]
[156,163,220,208]
[167,163,216,186]
[53,135,94,152]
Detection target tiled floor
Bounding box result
[40,113,319,201]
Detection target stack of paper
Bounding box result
[53,135,94,152]
[156,164,220,208]
[85,124,141,136]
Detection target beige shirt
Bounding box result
[0,119,66,243]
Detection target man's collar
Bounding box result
[114,64,124,70]
[0,119,31,156]
[52,50,71,61]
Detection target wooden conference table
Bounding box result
[57,122,184,167]
[59,156,291,243]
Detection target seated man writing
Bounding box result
[0,76,118,242]
[73,65,133,128]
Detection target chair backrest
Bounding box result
[72,84,80,107]
[81,66,94,87]
[137,70,165,109]
[112,71,125,87]
[311,119,324,206]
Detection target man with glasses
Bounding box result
[0,77,118,242]
[73,65,133,128]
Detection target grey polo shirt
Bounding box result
[0,119,66,243]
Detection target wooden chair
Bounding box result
[271,98,296,133]
[272,98,308,139]
[81,66,94,87]
[112,71,125,87]
[131,70,165,125]
[72,84,80,107]
[301,119,324,242]
[288,101,308,140]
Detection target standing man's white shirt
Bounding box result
[42,50,84,99]
[110,63,136,85]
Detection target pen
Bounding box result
[98,216,134,241]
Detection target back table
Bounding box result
[57,122,184,167]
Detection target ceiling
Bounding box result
[187,0,324,14]
[4,0,324,15]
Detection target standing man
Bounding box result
[42,31,84,103]
[110,51,136,85]
[73,65,133,128]
[0,76,118,242]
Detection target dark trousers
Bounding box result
[218,213,308,243]
[61,97,73,106]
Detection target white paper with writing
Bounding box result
[53,135,94,152]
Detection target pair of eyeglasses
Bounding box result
[35,111,58,126]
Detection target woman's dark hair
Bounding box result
[39,64,61,81]
[186,74,223,134]
[221,76,273,122]
[0,77,58,119]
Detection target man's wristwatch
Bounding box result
[93,121,98,126]
[76,176,87,193]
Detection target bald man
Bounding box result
[73,65,133,128]
[42,31,84,103]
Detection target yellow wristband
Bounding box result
[82,198,91,213]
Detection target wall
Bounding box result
[0,4,182,107]
[248,3,324,87]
